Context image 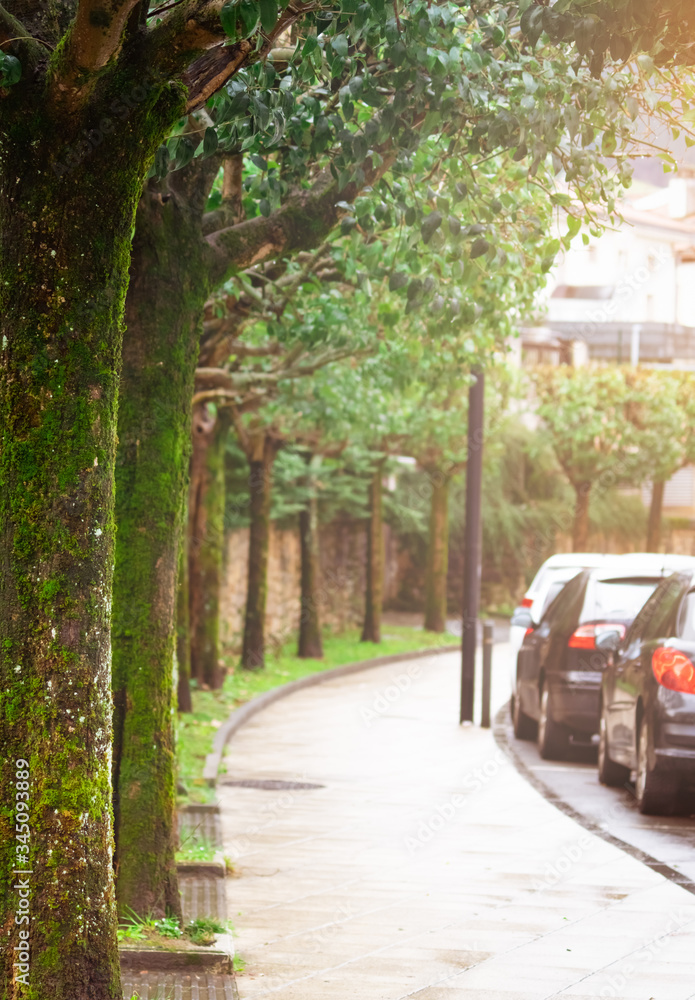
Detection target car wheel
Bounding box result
[538,687,569,760]
[597,709,630,787]
[635,716,678,815]
[512,689,536,740]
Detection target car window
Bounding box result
[581,577,660,625]
[539,580,567,618]
[639,576,687,642]
[676,589,695,641]
[542,572,586,630]
[622,578,673,647]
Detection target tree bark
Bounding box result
[572,483,592,552]
[0,83,180,1000]
[111,163,219,918]
[241,435,278,669]
[176,532,193,714]
[424,474,450,633]
[298,454,323,659]
[188,404,227,689]
[647,479,665,553]
[361,460,385,643]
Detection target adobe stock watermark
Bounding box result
[595,905,694,998]
[225,776,311,861]
[13,757,32,989]
[404,749,509,854]
[52,71,159,179]
[360,661,424,727]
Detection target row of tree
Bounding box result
[1,1,693,996]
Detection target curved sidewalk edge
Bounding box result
[203,644,459,786]
[493,702,695,897]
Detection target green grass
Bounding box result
[177,625,457,804]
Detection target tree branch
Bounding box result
[0,5,44,69]
[51,0,142,106]
[205,152,396,284]
[148,0,315,101]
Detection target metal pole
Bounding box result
[460,368,484,724]
[481,620,493,728]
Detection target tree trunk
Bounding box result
[647,479,665,553]
[298,454,323,658]
[424,474,450,633]
[0,92,178,999]
[188,405,227,690]
[176,532,193,714]
[111,165,219,918]
[572,483,592,552]
[361,460,385,643]
[241,436,278,669]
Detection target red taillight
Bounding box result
[652,648,695,695]
[521,597,533,608]
[568,623,626,650]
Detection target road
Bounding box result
[490,640,695,893]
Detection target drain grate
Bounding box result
[220,778,324,790]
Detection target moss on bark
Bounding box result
[241,436,278,670]
[176,532,193,714]
[188,405,227,690]
[111,170,219,918]
[424,474,450,633]
[298,454,323,659]
[361,460,385,644]
[0,72,183,1000]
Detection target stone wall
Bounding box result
[220,518,371,653]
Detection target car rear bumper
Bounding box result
[549,672,601,735]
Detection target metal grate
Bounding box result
[220,778,324,790]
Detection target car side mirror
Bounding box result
[511,609,534,630]
[595,629,622,653]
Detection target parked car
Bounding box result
[598,568,695,814]
[512,553,695,761]
[509,553,608,657]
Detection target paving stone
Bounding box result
[217,646,695,1000]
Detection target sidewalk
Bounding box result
[218,646,695,1000]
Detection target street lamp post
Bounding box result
[460,368,484,724]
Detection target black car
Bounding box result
[598,570,695,814]
[512,563,671,760]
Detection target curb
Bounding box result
[203,643,459,785]
[493,701,695,898]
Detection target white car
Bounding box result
[509,553,608,659]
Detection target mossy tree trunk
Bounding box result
[176,534,193,714]
[298,454,323,659]
[361,459,385,644]
[188,404,228,689]
[239,432,280,669]
[424,473,450,633]
[572,483,592,552]
[111,164,222,918]
[646,479,665,553]
[0,72,182,1000]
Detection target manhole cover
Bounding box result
[220,779,324,790]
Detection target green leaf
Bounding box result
[331,34,349,58]
[389,271,409,292]
[470,238,490,259]
[238,0,259,37]
[0,53,21,86]
[421,210,443,244]
[220,1,240,39]
[259,0,278,31]
[203,127,219,157]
